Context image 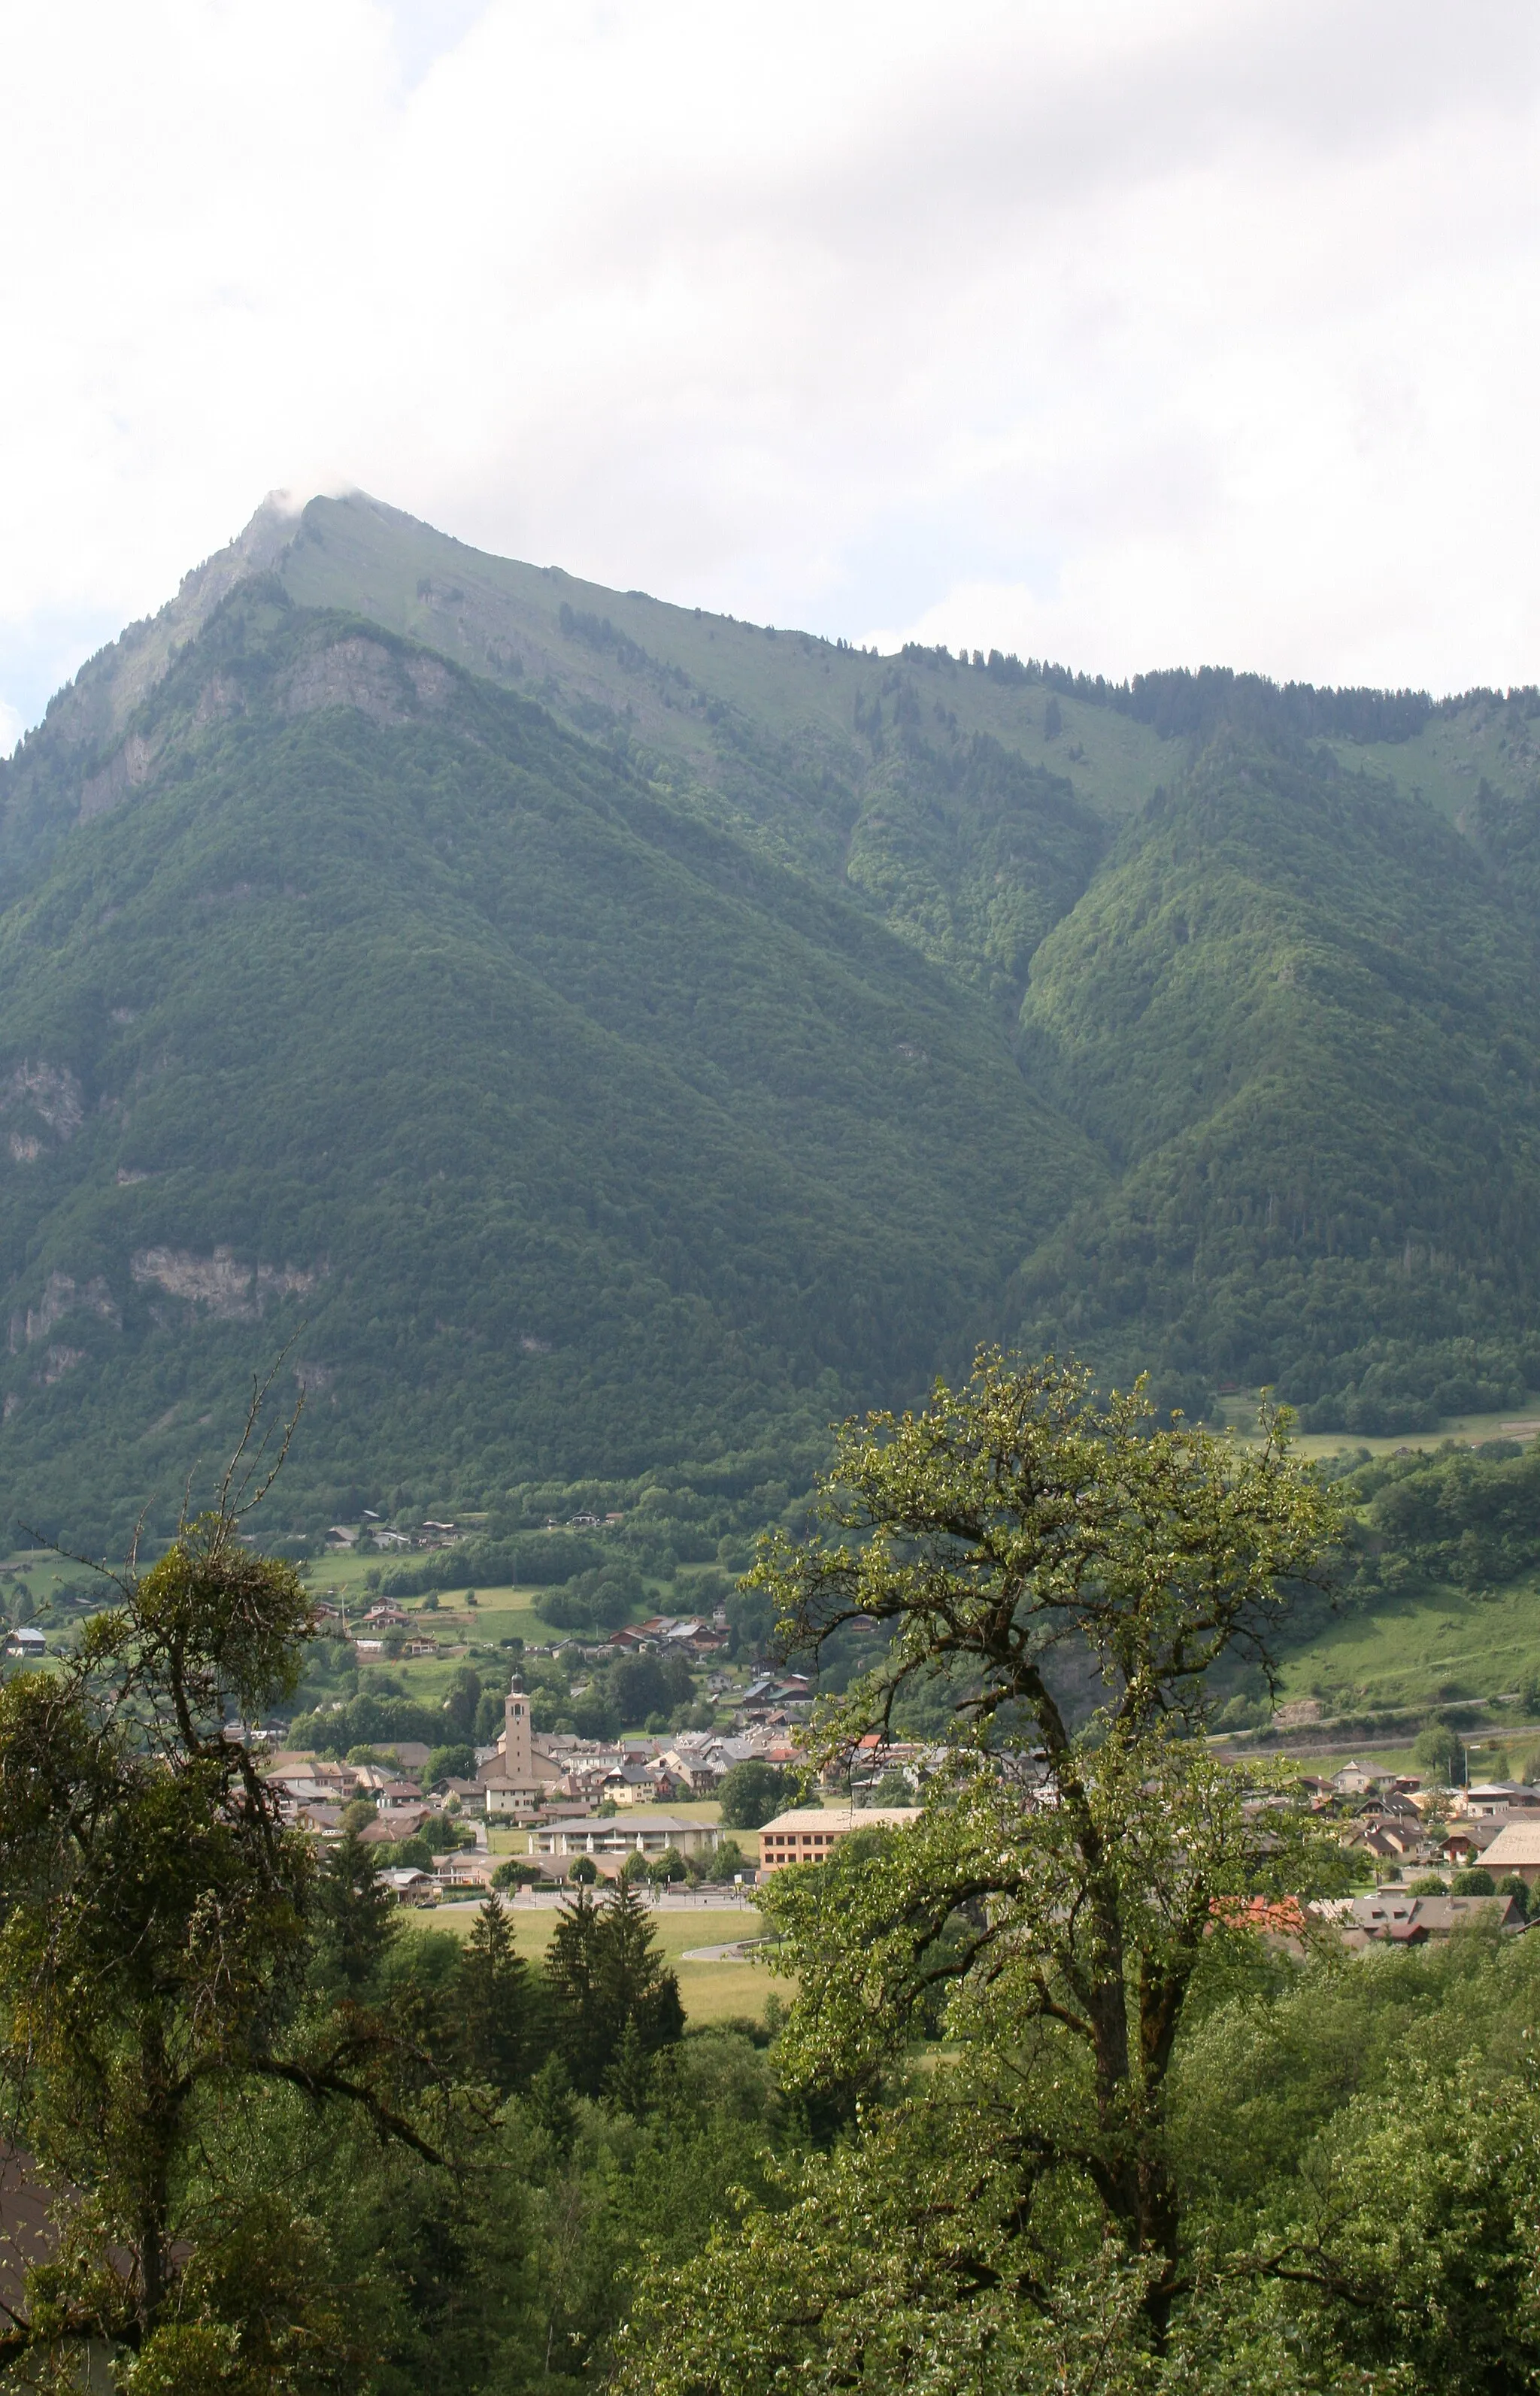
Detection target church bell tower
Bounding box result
[504,1676,533,1782]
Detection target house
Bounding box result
[1341,1824,1414,1864]
[1476,1820,1540,1888]
[362,1605,411,1630]
[1331,1761,1396,1798]
[600,1759,680,1806]
[434,1853,498,1891]
[1354,1791,1420,1822]
[602,1625,653,1654]
[5,1628,46,1658]
[380,1742,432,1773]
[380,1781,428,1812]
[380,1868,438,1905]
[659,1752,721,1794]
[532,1811,721,1863]
[1342,1891,1524,1945]
[1458,1782,1540,1818]
[359,1805,429,1842]
[757,1806,923,1873]
[1341,1807,1433,1861]
[1439,1819,1508,1867]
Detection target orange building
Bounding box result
[756,1805,921,1873]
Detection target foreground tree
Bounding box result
[627,1352,1344,2385]
[0,1420,451,2387]
[544,1879,684,2099]
[457,1896,541,2094]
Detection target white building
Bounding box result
[532,1810,721,1861]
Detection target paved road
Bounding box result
[437,1891,761,1915]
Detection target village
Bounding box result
[256,1603,1540,1948]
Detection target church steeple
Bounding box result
[504,1673,532,1782]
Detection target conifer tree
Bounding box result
[457,1896,539,2094]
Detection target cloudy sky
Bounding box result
[3,0,1539,748]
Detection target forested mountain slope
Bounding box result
[3,491,1540,1539]
[0,582,1094,1546]
[1011,734,1540,1429]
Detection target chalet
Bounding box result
[1341,1823,1418,1864]
[1331,1761,1402,1799]
[659,1752,721,1794]
[359,1804,429,1842]
[434,1853,498,1891]
[1439,1819,1508,1867]
[378,1742,432,1773]
[380,1868,437,1905]
[600,1759,680,1806]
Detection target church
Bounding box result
[476,1674,564,1818]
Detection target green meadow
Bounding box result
[408,1900,778,2028]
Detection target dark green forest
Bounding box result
[5,490,1540,1542]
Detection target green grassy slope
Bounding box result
[1258,1439,1540,1723]
[0,585,1096,1545]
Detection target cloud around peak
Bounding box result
[3,0,1540,735]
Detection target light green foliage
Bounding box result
[723,1354,1342,2348]
[717,1758,791,1829]
[1414,1721,1464,1785]
[0,1495,332,2370]
[635,1864,1540,2394]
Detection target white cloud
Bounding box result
[3,0,1540,731]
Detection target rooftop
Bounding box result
[759,1806,923,1836]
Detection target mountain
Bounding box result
[3,490,1540,1545]
[0,560,1096,1547]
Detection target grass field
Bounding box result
[405,1901,781,2026]
[1272,1579,1540,1718]
[1217,1394,1540,1461]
